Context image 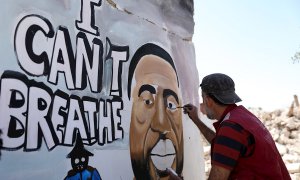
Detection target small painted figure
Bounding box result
[64,134,101,180]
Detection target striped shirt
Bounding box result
[211,105,255,170]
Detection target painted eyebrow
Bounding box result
[138,84,156,97]
[163,89,179,104]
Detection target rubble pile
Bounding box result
[203,106,300,179]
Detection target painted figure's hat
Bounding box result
[66,133,94,158]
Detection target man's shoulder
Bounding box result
[219,120,244,132]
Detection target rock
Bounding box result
[281,128,290,138]
[278,134,290,145]
[286,163,300,174]
[283,154,298,163]
[261,112,272,121]
[286,119,300,131]
[276,143,287,155]
[290,173,300,180]
[289,143,300,155]
[270,128,280,141]
[272,110,282,117]
[290,130,299,139]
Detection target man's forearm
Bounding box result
[184,104,215,143]
[193,117,215,144]
[208,165,231,180]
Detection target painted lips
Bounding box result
[150,139,176,171]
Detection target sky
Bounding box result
[193,0,300,111]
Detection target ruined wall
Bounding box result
[0,0,204,179]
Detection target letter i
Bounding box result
[76,0,101,35]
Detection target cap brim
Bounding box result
[213,91,242,105]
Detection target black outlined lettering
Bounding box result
[26,84,57,151]
[2,0,131,152]
[49,26,75,90]
[14,14,54,76]
[105,38,129,97]
[0,72,28,150]
[75,32,103,93]
[64,95,90,145]
[76,0,101,35]
[51,90,68,144]
[0,71,125,151]
[82,97,98,145]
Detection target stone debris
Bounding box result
[203,100,300,180]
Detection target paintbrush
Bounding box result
[177,105,192,110]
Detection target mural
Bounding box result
[128,44,183,179]
[0,0,203,179]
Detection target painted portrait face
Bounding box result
[130,55,183,180]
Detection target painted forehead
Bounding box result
[127,43,178,99]
[134,55,178,82]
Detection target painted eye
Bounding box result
[81,157,85,162]
[167,101,177,111]
[143,99,153,105]
[75,158,80,164]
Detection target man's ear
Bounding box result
[205,96,214,108]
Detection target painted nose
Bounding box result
[151,96,171,134]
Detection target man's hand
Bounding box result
[183,103,215,144]
[183,104,199,123]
